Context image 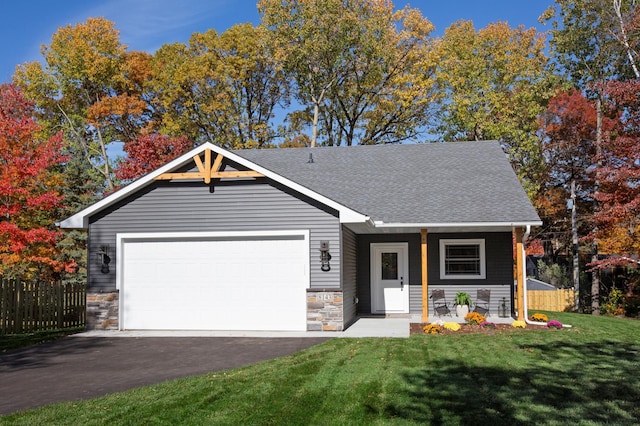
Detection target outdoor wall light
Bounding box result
[97,244,111,274]
[319,240,331,272]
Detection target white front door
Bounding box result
[370,243,409,314]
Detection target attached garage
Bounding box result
[117,231,310,331]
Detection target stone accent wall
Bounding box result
[307,290,344,331]
[86,291,119,330]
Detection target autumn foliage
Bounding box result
[115,134,192,182]
[594,79,640,266]
[535,89,600,255]
[0,84,73,279]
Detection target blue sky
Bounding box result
[0,0,555,83]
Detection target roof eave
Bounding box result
[372,220,543,232]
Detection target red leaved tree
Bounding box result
[595,79,640,268]
[536,89,599,259]
[0,84,73,279]
[115,133,192,182]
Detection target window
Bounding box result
[381,252,398,280]
[439,239,486,279]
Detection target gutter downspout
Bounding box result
[521,225,572,328]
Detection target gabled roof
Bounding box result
[527,278,557,291]
[58,140,541,230]
[58,142,368,229]
[235,141,541,228]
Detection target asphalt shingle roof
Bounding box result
[235,141,540,224]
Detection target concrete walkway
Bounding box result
[74,315,514,339]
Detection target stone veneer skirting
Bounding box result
[86,291,119,330]
[86,289,344,332]
[307,289,344,331]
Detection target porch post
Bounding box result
[421,228,429,323]
[515,227,525,321]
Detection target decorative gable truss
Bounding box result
[155,149,264,184]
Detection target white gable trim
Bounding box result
[57,143,369,229]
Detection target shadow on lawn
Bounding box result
[385,340,640,425]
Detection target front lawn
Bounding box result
[2,312,639,425]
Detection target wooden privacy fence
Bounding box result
[527,289,575,312]
[0,280,86,335]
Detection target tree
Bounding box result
[434,20,558,197]
[14,18,151,192]
[536,89,599,242]
[0,84,72,279]
[149,24,288,148]
[544,0,640,314]
[543,0,639,84]
[116,134,192,182]
[258,0,438,146]
[594,79,640,268]
[536,89,603,309]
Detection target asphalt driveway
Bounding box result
[0,336,330,415]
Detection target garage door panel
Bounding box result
[121,235,308,331]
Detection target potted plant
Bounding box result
[454,291,472,317]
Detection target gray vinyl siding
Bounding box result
[341,225,357,327]
[356,233,421,314]
[426,232,514,316]
[426,285,513,318]
[87,180,341,291]
[409,285,423,313]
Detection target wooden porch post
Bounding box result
[421,229,429,323]
[515,227,525,321]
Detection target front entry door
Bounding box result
[370,243,409,314]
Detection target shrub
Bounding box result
[537,259,571,288]
[547,320,563,329]
[512,320,527,328]
[602,288,625,316]
[423,323,442,334]
[465,312,486,325]
[443,322,461,331]
[531,313,548,322]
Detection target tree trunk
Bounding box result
[311,101,319,148]
[613,0,640,78]
[96,126,113,191]
[571,179,580,312]
[591,97,603,315]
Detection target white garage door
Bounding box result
[120,233,309,331]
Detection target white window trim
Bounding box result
[439,238,486,280]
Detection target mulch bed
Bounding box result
[409,322,556,335]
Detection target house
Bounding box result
[526,278,557,291]
[58,140,541,331]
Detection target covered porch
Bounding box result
[347,224,530,327]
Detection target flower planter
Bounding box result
[456,304,469,318]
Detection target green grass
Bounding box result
[2,312,639,425]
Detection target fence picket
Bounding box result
[0,279,86,335]
[527,289,575,312]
